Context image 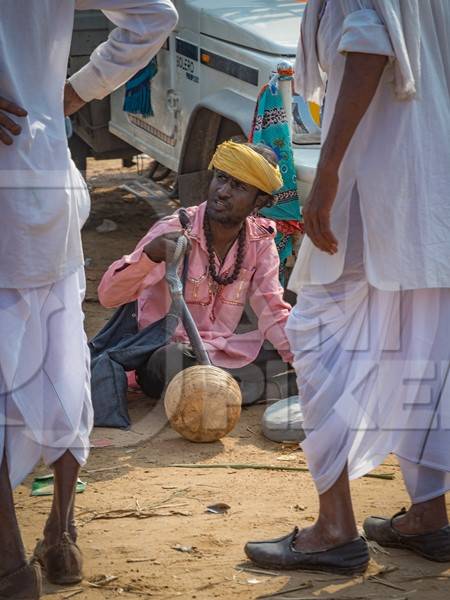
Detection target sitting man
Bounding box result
[98,140,297,406]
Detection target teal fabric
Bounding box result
[250,75,302,283]
[123,57,158,118]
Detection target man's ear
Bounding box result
[255,193,274,210]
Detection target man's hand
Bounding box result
[303,168,339,255]
[64,82,86,117]
[0,97,27,145]
[144,232,190,263]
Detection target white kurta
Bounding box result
[287,196,450,501]
[0,269,93,489]
[0,0,177,486]
[0,0,178,289]
[289,0,450,293]
[287,0,450,496]
[287,1,450,500]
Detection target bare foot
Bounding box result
[393,500,449,536]
[293,521,358,553]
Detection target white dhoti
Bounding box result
[286,195,450,503]
[0,267,93,489]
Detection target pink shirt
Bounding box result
[98,203,293,369]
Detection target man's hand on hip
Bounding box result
[144,232,191,264]
[64,82,86,117]
[0,97,27,145]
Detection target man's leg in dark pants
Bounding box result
[137,343,198,398]
[137,343,296,404]
[229,347,297,406]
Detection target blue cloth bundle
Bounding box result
[123,57,158,117]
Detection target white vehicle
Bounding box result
[70,0,320,205]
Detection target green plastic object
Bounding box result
[30,474,86,497]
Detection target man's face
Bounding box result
[206,169,264,227]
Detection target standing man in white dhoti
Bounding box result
[245,0,450,574]
[0,1,177,597]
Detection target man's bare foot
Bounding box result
[393,499,449,536]
[293,519,358,553]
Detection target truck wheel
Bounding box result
[69,134,90,178]
[178,111,243,208]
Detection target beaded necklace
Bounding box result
[204,215,246,286]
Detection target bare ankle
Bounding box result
[44,522,77,545]
[293,519,358,552]
[317,516,358,544]
[394,501,449,534]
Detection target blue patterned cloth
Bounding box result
[250,74,302,283]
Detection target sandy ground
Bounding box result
[15,159,450,600]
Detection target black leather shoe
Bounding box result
[0,561,42,600]
[363,511,450,562]
[245,527,369,575]
[34,532,83,585]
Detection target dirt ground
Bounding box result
[16,159,450,600]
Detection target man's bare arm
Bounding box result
[304,52,388,254]
[64,82,86,117]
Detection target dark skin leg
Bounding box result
[295,51,447,551]
[294,52,386,551]
[294,466,449,551]
[293,465,359,552]
[0,453,27,577]
[43,451,79,546]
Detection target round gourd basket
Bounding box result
[164,365,242,442]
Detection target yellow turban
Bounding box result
[208,140,283,195]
